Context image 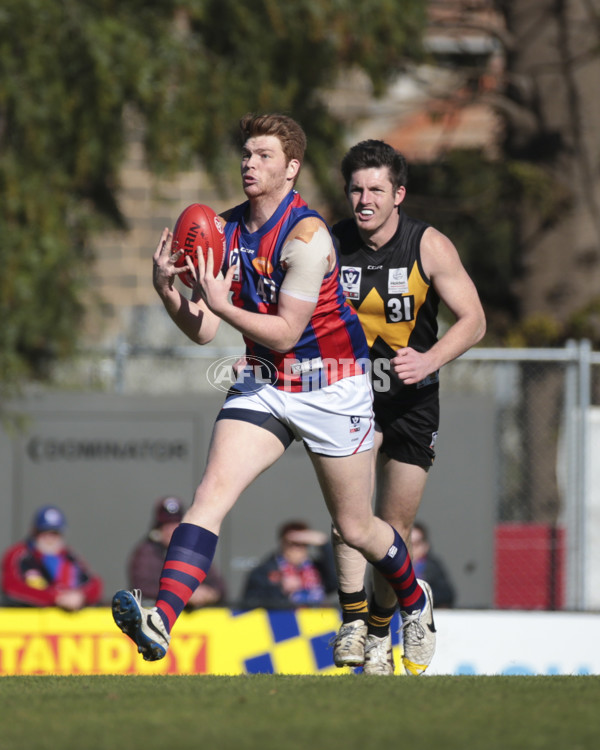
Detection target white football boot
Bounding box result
[112,588,170,662]
[332,620,368,667]
[401,579,436,675]
[363,632,397,675]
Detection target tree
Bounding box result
[0,0,426,393]
[0,0,184,388]
[407,0,600,347]
[406,1,600,525]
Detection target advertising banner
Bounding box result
[0,607,356,676]
[2,608,599,676]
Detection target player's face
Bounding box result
[347,167,405,241]
[241,135,299,199]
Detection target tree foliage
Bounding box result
[0,0,427,390]
[406,150,566,342]
[409,0,600,346]
[0,0,184,386]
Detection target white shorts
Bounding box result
[219,373,374,457]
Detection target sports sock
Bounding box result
[371,527,426,614]
[155,523,218,632]
[367,599,396,637]
[338,588,369,624]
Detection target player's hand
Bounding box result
[193,245,237,316]
[152,228,189,293]
[391,347,434,385]
[232,356,248,377]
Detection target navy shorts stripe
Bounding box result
[216,407,294,449]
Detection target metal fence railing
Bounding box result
[59,339,600,611]
[447,340,598,611]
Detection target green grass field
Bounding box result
[1,674,599,750]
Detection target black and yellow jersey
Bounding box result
[333,210,440,404]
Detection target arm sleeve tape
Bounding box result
[279,225,334,302]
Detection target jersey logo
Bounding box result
[229,247,241,281]
[290,357,323,375]
[388,267,409,294]
[341,266,362,300]
[252,257,274,275]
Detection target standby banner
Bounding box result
[0,607,353,676]
[0,608,598,676]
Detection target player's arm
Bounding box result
[152,227,221,345]
[198,217,333,353]
[393,227,486,384]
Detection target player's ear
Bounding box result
[394,185,407,207]
[287,158,301,181]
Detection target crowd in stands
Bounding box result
[1,503,454,611]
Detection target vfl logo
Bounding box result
[341,266,361,300]
[206,356,278,393]
[229,248,241,282]
[349,415,361,434]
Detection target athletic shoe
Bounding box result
[401,579,436,675]
[332,620,368,667]
[363,633,396,675]
[111,588,170,662]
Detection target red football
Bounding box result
[171,203,226,288]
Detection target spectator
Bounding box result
[128,496,226,607]
[410,521,455,608]
[241,520,337,608]
[1,505,103,609]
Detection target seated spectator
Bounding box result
[128,496,226,608]
[410,520,456,608]
[241,519,337,609]
[1,505,103,609]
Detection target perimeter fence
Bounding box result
[65,339,600,611]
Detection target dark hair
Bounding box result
[278,520,309,539]
[239,113,307,167]
[341,139,408,190]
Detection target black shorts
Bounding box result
[374,386,439,469]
